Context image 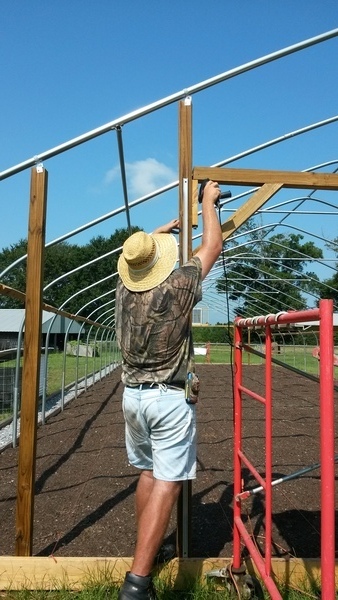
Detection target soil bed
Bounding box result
[0,364,337,560]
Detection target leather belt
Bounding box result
[125,382,184,391]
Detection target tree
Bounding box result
[0,227,140,314]
[318,236,338,305]
[216,220,323,317]
[0,239,28,308]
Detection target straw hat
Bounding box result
[117,231,178,292]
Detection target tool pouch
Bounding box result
[185,371,200,404]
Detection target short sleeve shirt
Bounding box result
[115,256,202,386]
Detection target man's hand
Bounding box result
[152,219,180,234]
[202,180,221,206]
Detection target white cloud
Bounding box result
[104,164,121,186]
[104,158,177,197]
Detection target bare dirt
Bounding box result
[0,364,337,560]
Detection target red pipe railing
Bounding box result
[232,299,335,599]
[319,300,335,598]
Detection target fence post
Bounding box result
[15,165,48,556]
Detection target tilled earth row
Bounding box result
[1,364,337,559]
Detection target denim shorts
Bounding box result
[122,385,196,481]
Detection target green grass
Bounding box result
[43,351,112,396]
[194,343,322,377]
[0,348,121,422]
[0,574,328,599]
[0,343,324,423]
[0,349,121,395]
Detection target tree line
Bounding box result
[0,227,138,316]
[215,218,338,316]
[0,220,337,319]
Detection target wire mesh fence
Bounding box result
[0,335,122,451]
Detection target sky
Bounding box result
[1,1,338,321]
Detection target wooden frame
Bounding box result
[16,166,48,556]
[192,166,338,249]
[2,102,338,590]
[0,556,336,590]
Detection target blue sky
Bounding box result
[1,1,338,265]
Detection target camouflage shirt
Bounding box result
[115,256,202,386]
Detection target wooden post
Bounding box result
[177,97,193,558]
[15,165,48,556]
[178,96,193,262]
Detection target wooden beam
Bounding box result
[0,556,337,591]
[0,284,114,330]
[193,166,338,191]
[193,183,282,253]
[221,182,283,241]
[0,283,26,303]
[15,166,48,556]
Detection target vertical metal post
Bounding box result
[319,299,335,599]
[177,97,193,558]
[247,328,251,365]
[116,126,132,235]
[15,165,48,555]
[264,324,273,576]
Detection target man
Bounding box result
[115,180,222,600]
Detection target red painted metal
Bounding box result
[319,299,335,599]
[265,325,273,575]
[233,300,336,599]
[232,329,243,570]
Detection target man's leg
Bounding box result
[135,470,154,522]
[131,477,182,576]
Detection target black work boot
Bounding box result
[154,543,176,565]
[118,571,157,600]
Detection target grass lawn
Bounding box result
[0,575,326,600]
[194,343,321,377]
[0,348,121,422]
